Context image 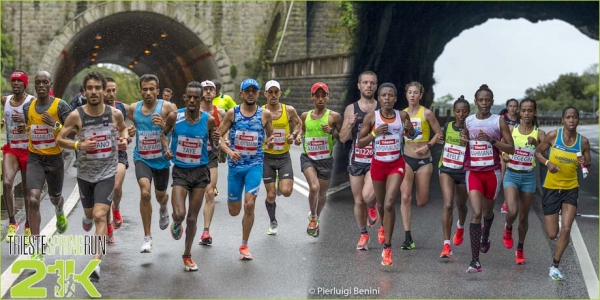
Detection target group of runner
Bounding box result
[1,69,592,282]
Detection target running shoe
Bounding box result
[440,243,452,259]
[356,233,369,250]
[56,211,68,234]
[239,245,253,260]
[503,224,513,249]
[307,217,319,237]
[381,248,393,266]
[377,226,385,244]
[171,222,183,240]
[5,222,18,243]
[199,230,212,245]
[549,266,564,281]
[182,255,199,272]
[453,228,464,246]
[112,206,123,229]
[82,217,93,232]
[501,202,508,214]
[159,207,169,230]
[214,187,219,196]
[367,206,379,227]
[89,264,100,282]
[480,238,491,253]
[307,211,320,223]
[466,260,482,273]
[107,222,115,243]
[515,248,526,265]
[24,223,31,237]
[400,239,416,250]
[267,221,278,236]
[140,236,153,253]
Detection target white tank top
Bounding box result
[373,109,404,162]
[4,94,34,149]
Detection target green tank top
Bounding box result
[302,109,335,160]
[438,121,466,172]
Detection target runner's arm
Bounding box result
[287,105,303,138]
[424,108,443,148]
[330,111,343,141]
[218,109,235,156]
[495,117,515,155]
[56,110,81,149]
[160,111,177,152]
[357,112,375,148]
[338,104,355,143]
[580,136,592,169]
[535,129,556,165]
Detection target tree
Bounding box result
[65,65,140,104]
[1,34,15,95]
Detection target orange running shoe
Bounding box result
[381,247,393,266]
[377,226,385,244]
[367,206,379,227]
[440,243,452,259]
[199,230,212,245]
[453,228,464,246]
[107,222,115,243]
[356,233,369,250]
[112,206,123,229]
[182,255,198,271]
[239,245,253,260]
[503,224,513,249]
[515,248,526,265]
[307,217,319,237]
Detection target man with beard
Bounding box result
[218,78,274,260]
[126,74,178,252]
[103,77,135,242]
[57,71,129,281]
[338,71,380,250]
[23,71,72,261]
[2,70,35,242]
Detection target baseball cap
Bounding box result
[201,80,216,88]
[265,80,280,91]
[240,78,260,90]
[311,82,329,94]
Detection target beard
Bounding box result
[243,99,256,106]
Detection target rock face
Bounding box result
[348,1,599,110]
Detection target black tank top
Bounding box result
[350,101,380,163]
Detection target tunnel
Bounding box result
[348,1,599,110]
[42,7,227,103]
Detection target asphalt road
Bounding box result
[1,125,597,298]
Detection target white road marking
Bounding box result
[571,220,599,299]
[1,185,80,298]
[293,176,350,197]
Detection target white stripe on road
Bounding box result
[293,176,351,197]
[1,184,80,298]
[571,220,599,299]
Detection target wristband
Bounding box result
[74,141,79,151]
[490,139,497,145]
[371,131,376,137]
[427,143,433,149]
[544,160,549,166]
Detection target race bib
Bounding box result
[306,136,330,160]
[138,133,162,159]
[8,125,28,149]
[469,141,494,167]
[234,131,258,155]
[353,139,374,163]
[176,136,202,164]
[403,118,423,140]
[374,133,401,162]
[30,124,56,149]
[442,143,466,169]
[273,129,286,150]
[509,146,535,171]
[85,129,113,159]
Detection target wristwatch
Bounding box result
[53,121,62,131]
[490,139,497,145]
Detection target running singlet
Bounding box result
[303,109,335,160]
[439,121,466,170]
[76,106,118,182]
[263,104,290,155]
[403,105,429,142]
[503,114,520,127]
[372,109,403,162]
[464,114,502,171]
[4,94,33,149]
[133,100,171,169]
[206,105,221,152]
[543,127,582,190]
[507,125,538,172]
[28,98,63,155]
[228,105,265,168]
[115,101,127,119]
[350,101,379,164]
[170,108,210,168]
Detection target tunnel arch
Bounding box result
[349,1,599,109]
[38,1,234,101]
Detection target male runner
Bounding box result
[57,71,129,281]
[262,80,303,235]
[218,78,274,260]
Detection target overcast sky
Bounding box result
[433,18,599,104]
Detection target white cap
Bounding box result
[201,80,216,88]
[265,80,280,91]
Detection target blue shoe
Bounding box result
[171,222,183,240]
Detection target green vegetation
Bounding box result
[338,1,358,46]
[1,34,15,95]
[65,65,140,104]
[525,64,598,113]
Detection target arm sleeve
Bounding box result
[57,100,72,124]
